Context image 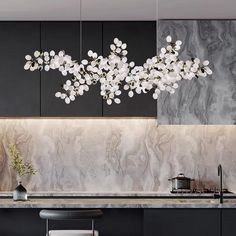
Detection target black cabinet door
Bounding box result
[0,209,44,236]
[0,22,40,116]
[102,21,157,117]
[222,210,236,236]
[41,22,102,116]
[96,209,143,236]
[0,209,143,236]
[144,209,220,236]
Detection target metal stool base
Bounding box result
[49,230,99,236]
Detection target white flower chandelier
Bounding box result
[24,35,212,105]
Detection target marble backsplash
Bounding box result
[0,119,235,193]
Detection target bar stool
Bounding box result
[39,209,103,236]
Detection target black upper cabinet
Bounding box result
[102,22,157,117]
[0,22,40,116]
[0,21,157,117]
[41,22,102,116]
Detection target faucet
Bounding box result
[218,164,223,204]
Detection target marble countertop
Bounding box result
[0,191,235,198]
[0,198,236,209]
[1,192,236,208]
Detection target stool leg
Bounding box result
[46,219,49,236]
[91,219,94,236]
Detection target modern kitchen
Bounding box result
[0,0,235,236]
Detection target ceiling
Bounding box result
[0,0,235,21]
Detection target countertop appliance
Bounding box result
[168,173,194,192]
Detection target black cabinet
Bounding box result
[222,210,236,236]
[144,209,220,236]
[2,208,236,236]
[0,209,44,236]
[102,21,157,117]
[41,22,102,116]
[97,209,143,236]
[0,21,157,117]
[0,22,40,116]
[0,209,143,236]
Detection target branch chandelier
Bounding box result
[24,4,212,105]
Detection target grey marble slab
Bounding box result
[0,198,236,209]
[0,119,236,193]
[158,20,236,124]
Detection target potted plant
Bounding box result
[8,144,36,201]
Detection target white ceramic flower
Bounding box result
[24,35,212,105]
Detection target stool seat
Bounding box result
[39,209,102,236]
[49,230,99,236]
[40,210,103,220]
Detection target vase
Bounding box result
[13,181,27,201]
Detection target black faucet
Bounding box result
[218,164,223,204]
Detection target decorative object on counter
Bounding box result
[8,144,36,177]
[13,181,27,201]
[168,173,194,192]
[8,144,36,201]
[23,0,212,105]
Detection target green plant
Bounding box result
[8,144,36,177]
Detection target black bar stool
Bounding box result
[39,209,103,236]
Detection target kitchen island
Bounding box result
[0,193,236,236]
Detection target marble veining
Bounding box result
[0,119,235,193]
[158,20,236,124]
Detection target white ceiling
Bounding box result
[0,0,235,21]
